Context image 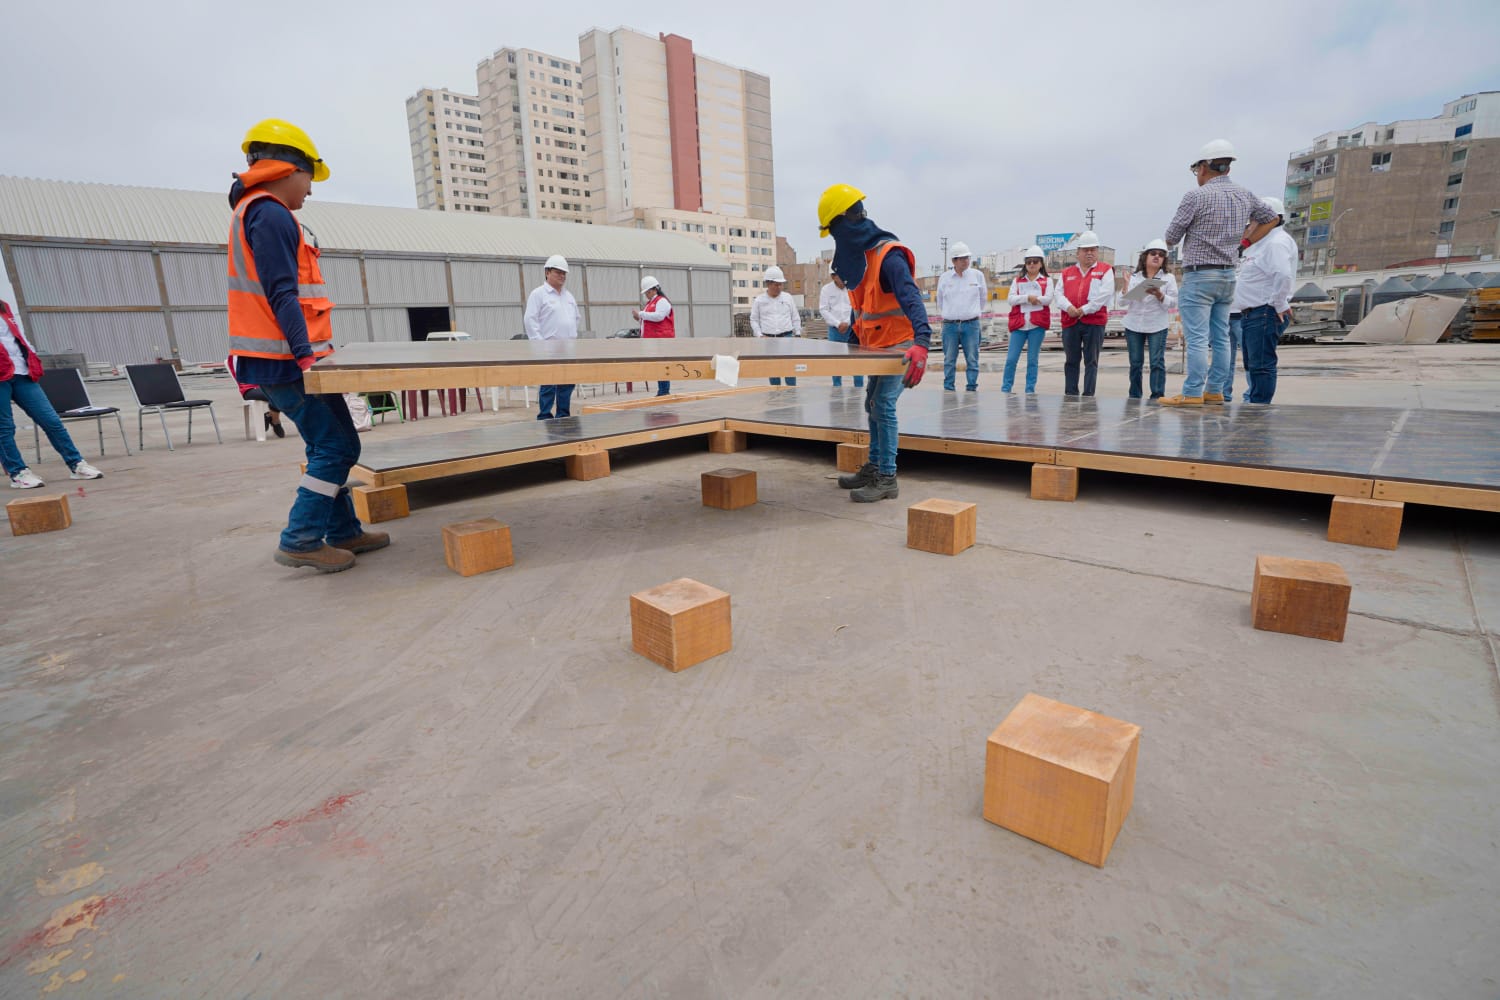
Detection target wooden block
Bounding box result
[352,484,409,523]
[1031,463,1078,502]
[708,429,748,454]
[983,693,1140,868]
[1252,554,1351,642]
[1327,496,1403,550]
[907,498,977,555]
[836,442,869,472]
[565,451,610,481]
[442,517,514,576]
[629,578,731,672]
[701,468,757,510]
[7,494,71,536]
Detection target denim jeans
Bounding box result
[1226,314,1247,401]
[1125,329,1168,398]
[1178,268,1236,397]
[941,318,981,390]
[1001,327,1045,393]
[656,381,671,396]
[827,325,863,387]
[0,375,84,476]
[1242,305,1282,404]
[260,380,363,552]
[1060,324,1104,395]
[864,341,910,476]
[538,384,575,418]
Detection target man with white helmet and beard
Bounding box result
[524,254,580,419]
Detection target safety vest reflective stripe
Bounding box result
[227,334,334,356]
[227,189,335,360]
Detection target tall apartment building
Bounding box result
[405,88,491,213]
[1284,92,1500,274]
[474,47,590,224]
[579,27,776,309]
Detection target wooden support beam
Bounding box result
[907,499,977,555]
[1327,496,1403,550]
[630,578,732,672]
[7,494,71,535]
[1031,464,1079,502]
[708,429,748,454]
[836,442,869,472]
[701,468,757,510]
[565,451,611,481]
[442,518,514,576]
[1252,555,1351,642]
[352,484,409,523]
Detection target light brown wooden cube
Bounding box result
[442,518,514,576]
[1031,464,1078,502]
[708,429,748,454]
[353,484,409,523]
[565,451,610,481]
[836,442,869,472]
[983,693,1140,868]
[7,494,71,536]
[1327,496,1403,550]
[907,499,976,555]
[701,468,757,510]
[1252,555,1351,642]
[629,578,731,672]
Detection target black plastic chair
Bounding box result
[33,367,132,461]
[125,363,221,451]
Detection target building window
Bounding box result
[1370,152,1391,172]
[1456,98,1477,114]
[1453,148,1468,164]
[1438,220,1455,237]
[1456,123,1473,138]
[1448,173,1464,187]
[1443,197,1459,211]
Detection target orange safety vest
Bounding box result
[226,190,335,360]
[850,241,917,349]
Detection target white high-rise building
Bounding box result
[475,47,590,224]
[406,88,490,213]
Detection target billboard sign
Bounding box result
[1035,233,1077,254]
[1309,200,1333,222]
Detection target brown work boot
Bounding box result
[329,530,391,554]
[274,543,356,573]
[1201,392,1226,403]
[1157,394,1204,406]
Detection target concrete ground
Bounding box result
[2,343,1498,998]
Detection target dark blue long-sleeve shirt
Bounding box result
[233,198,311,387]
[880,251,932,349]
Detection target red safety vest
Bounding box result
[851,241,918,349]
[226,190,335,360]
[0,308,44,382]
[1008,276,1052,333]
[641,293,675,338]
[1060,263,1111,328]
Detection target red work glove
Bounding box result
[902,345,928,388]
[296,354,317,372]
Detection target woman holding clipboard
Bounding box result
[1120,239,1178,400]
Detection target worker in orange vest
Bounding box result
[227,119,389,573]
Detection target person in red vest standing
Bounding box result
[1001,245,1053,394]
[634,276,674,397]
[0,299,103,488]
[1057,232,1115,396]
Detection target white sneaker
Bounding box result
[10,468,45,489]
[69,461,103,480]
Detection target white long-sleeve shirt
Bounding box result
[750,292,802,337]
[1060,264,1115,317]
[638,296,672,322]
[1232,228,1298,314]
[818,281,851,328]
[936,267,987,321]
[1120,271,1179,333]
[524,283,580,340]
[1008,274,1056,330]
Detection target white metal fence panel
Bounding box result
[332,308,371,344]
[587,265,639,303]
[692,304,732,338]
[691,268,731,303]
[27,311,170,366]
[363,258,447,305]
[368,309,411,342]
[521,261,545,293]
[652,268,690,303]
[320,256,365,306]
[172,310,230,363]
[14,245,160,307]
[585,305,635,339]
[160,251,228,307]
[454,306,524,340]
[452,260,522,303]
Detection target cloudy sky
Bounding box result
[4,0,1499,271]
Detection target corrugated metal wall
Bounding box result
[693,269,730,302]
[452,260,522,303]
[653,269,690,304]
[364,258,446,305]
[14,245,159,306]
[331,309,370,343]
[692,305,732,338]
[160,251,228,307]
[368,309,411,342]
[454,306,524,340]
[172,310,230,362]
[588,265,639,304]
[28,311,170,363]
[320,256,365,306]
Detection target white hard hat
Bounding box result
[1196,139,1236,163]
[1076,231,1101,249]
[950,242,971,259]
[1261,196,1285,218]
[1023,245,1045,260]
[1143,238,1169,254]
[544,254,569,273]
[641,275,660,295]
[764,266,786,283]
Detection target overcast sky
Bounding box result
[4,0,1499,273]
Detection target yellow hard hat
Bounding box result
[241,119,330,182]
[817,183,866,237]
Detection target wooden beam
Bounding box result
[1373,479,1500,513]
[1055,450,1374,498]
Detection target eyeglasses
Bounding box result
[1147,250,1166,257]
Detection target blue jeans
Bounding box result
[1178,268,1236,397]
[827,326,863,387]
[941,318,981,390]
[1002,327,1044,393]
[1,375,84,475]
[261,380,364,552]
[656,381,671,396]
[1226,314,1251,401]
[538,384,575,418]
[865,341,910,476]
[1125,329,1168,398]
[1242,305,1282,404]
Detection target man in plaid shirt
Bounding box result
[1159,139,1279,406]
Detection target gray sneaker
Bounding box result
[850,473,899,503]
[837,461,877,490]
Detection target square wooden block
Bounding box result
[907,499,977,555]
[442,518,514,576]
[1031,464,1078,502]
[708,429,748,454]
[836,442,869,472]
[630,578,731,672]
[565,451,611,481]
[7,494,71,536]
[353,484,409,523]
[1327,496,1403,550]
[983,693,1140,868]
[702,468,757,510]
[1252,555,1351,642]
